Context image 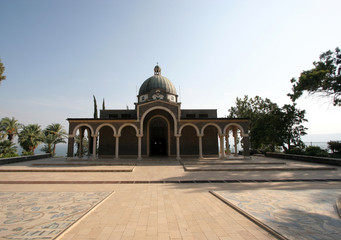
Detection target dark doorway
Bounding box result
[149,117,168,156]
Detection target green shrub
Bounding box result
[285,148,303,155]
[328,141,341,154]
[0,153,19,158]
[304,146,329,157]
[22,151,34,156]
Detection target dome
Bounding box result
[139,65,177,96]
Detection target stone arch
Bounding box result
[147,115,171,156]
[72,123,95,137]
[140,106,177,135]
[201,123,222,135]
[179,123,200,136]
[118,123,139,136]
[223,123,245,136]
[95,123,117,136]
[179,125,199,156]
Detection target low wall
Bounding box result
[0,154,52,165]
[265,152,341,166]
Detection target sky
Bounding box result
[0,0,341,142]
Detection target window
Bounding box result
[199,114,208,118]
[121,114,131,119]
[109,114,119,119]
[186,114,196,118]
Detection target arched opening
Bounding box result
[180,126,199,156]
[225,126,243,156]
[120,126,138,156]
[149,117,168,156]
[98,126,115,156]
[202,125,219,157]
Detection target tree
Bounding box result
[42,123,67,155]
[0,117,21,142]
[18,124,43,154]
[278,104,307,151]
[0,58,6,84]
[288,47,341,106]
[327,141,341,154]
[0,140,17,157]
[102,98,105,110]
[93,95,98,119]
[228,95,307,152]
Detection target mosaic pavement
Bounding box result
[0,192,112,240]
[212,189,341,240]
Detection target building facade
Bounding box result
[67,65,250,159]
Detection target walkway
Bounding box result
[0,156,340,240]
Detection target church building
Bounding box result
[67,65,250,159]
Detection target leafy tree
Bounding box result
[278,104,307,151]
[42,123,67,155]
[327,141,341,154]
[0,58,6,84]
[0,140,18,157]
[74,135,89,156]
[228,95,307,152]
[18,124,43,154]
[0,117,22,142]
[93,95,98,119]
[289,47,341,106]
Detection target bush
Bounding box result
[22,151,34,156]
[304,146,329,157]
[285,148,303,155]
[328,141,341,154]
[0,153,19,158]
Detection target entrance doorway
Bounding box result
[149,117,168,156]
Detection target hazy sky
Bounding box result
[1,0,340,140]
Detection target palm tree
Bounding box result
[18,124,43,154]
[0,58,6,85]
[0,140,17,157]
[0,117,21,142]
[43,123,67,155]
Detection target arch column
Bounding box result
[137,134,142,160]
[233,128,238,157]
[176,135,181,160]
[242,135,250,158]
[225,134,230,158]
[67,136,74,157]
[79,127,84,157]
[92,135,97,159]
[219,134,225,159]
[198,134,203,159]
[115,135,120,160]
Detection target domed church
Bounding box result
[67,65,250,159]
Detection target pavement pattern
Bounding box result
[0,156,341,240]
[0,192,112,239]
[212,189,341,240]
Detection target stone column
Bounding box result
[67,136,74,157]
[242,135,251,158]
[176,136,181,160]
[79,128,84,157]
[92,135,97,159]
[233,128,238,157]
[198,135,203,159]
[137,135,142,160]
[225,134,230,158]
[115,135,120,160]
[219,135,225,159]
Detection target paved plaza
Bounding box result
[0,156,341,240]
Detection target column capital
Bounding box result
[114,134,121,138]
